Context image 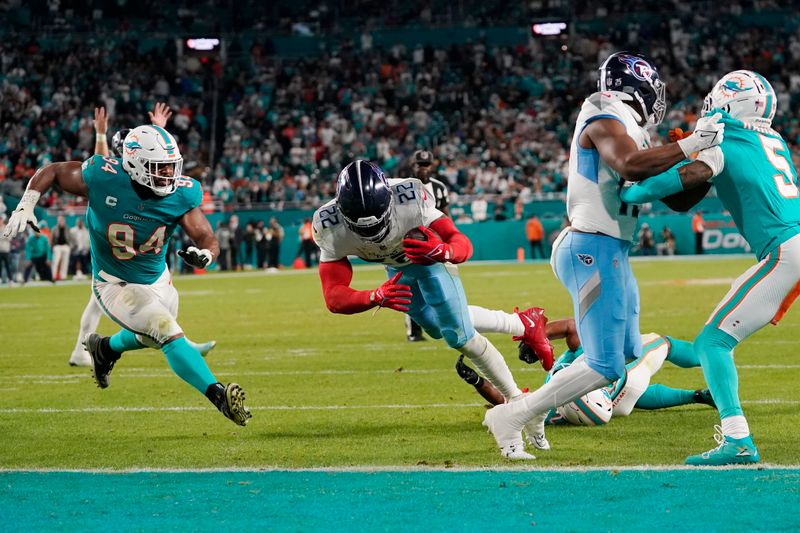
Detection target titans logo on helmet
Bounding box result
[617,54,655,82]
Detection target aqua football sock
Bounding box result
[162,336,217,394]
[664,337,700,368]
[635,384,695,409]
[109,329,145,353]
[694,325,742,419]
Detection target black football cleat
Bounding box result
[693,389,716,408]
[207,382,252,426]
[83,333,121,389]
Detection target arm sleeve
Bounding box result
[429,216,473,263]
[619,165,684,204]
[318,258,375,314]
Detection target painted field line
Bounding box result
[12,363,800,383]
[1,398,797,415]
[1,464,798,474]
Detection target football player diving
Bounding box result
[312,160,552,443]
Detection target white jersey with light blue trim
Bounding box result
[567,92,651,241]
[312,178,443,266]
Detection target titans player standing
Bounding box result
[483,52,725,458]
[5,124,251,426]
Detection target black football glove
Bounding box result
[455,355,483,386]
[178,246,213,269]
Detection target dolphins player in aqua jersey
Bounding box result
[313,160,555,442]
[621,70,800,465]
[482,51,726,459]
[459,318,715,441]
[4,123,251,427]
[68,104,216,368]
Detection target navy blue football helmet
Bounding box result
[111,128,131,157]
[598,52,666,125]
[335,160,393,242]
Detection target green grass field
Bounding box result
[1,258,799,469]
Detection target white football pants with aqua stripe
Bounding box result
[698,232,800,421]
[705,232,800,340]
[92,267,182,347]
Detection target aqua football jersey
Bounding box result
[81,155,203,284]
[715,120,800,260]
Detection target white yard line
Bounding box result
[11,363,800,383]
[0,398,797,415]
[1,464,797,473]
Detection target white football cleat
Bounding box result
[524,414,550,450]
[196,340,217,358]
[69,349,92,368]
[483,403,533,460]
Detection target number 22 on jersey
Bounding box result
[108,224,166,260]
[760,134,799,199]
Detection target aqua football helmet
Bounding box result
[702,70,777,127]
[121,125,183,196]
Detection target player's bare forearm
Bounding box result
[179,208,220,259]
[94,107,110,156]
[585,119,686,181]
[677,161,714,189]
[546,318,580,351]
[28,162,88,197]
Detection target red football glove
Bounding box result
[370,273,412,312]
[402,226,452,265]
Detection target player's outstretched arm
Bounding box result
[4,162,87,238]
[178,207,220,269]
[94,107,110,157]
[585,113,724,181]
[544,318,581,351]
[319,259,411,314]
[620,147,722,210]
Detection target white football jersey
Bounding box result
[567,91,651,241]
[313,178,443,266]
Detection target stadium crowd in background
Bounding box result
[3,0,800,220]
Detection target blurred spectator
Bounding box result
[24,230,53,283]
[692,211,705,255]
[658,226,676,256]
[471,196,488,222]
[254,221,269,268]
[0,216,13,285]
[267,217,284,270]
[215,221,232,271]
[297,217,318,267]
[70,218,90,279]
[50,215,71,281]
[229,215,244,271]
[526,214,545,259]
[638,223,656,256]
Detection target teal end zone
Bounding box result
[3,470,800,531]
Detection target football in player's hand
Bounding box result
[404,227,430,241]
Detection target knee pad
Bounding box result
[146,312,182,346]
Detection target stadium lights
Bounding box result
[186,38,220,51]
[531,22,568,36]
